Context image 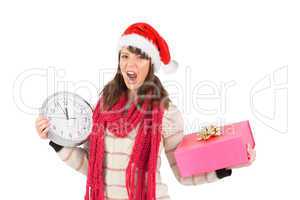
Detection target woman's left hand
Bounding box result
[247,144,256,164]
[232,143,256,169]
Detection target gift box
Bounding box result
[174,120,255,177]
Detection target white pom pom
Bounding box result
[162,60,179,74]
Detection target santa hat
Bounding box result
[117,22,178,73]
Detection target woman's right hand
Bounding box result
[35,115,50,139]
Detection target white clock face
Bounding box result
[40,92,93,147]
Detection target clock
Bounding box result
[39,91,93,147]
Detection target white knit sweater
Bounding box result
[54,103,220,200]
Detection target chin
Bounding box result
[124,80,139,88]
[125,83,138,91]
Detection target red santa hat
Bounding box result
[117,22,178,73]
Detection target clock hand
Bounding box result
[65,107,69,120]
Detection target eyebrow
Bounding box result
[120,52,129,55]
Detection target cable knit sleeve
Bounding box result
[162,103,220,185]
[49,140,89,176]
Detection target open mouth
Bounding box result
[126,71,137,84]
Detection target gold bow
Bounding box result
[197,125,222,141]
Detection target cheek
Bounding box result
[139,64,150,81]
[119,61,125,70]
[119,64,126,75]
[120,58,128,68]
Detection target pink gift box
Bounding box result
[174,120,255,177]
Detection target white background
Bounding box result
[1,0,299,199]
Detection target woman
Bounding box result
[35,22,255,200]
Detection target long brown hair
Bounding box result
[100,46,171,111]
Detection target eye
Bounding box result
[121,55,128,59]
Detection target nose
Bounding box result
[126,56,138,69]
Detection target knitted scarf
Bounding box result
[85,92,164,200]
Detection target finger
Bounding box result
[252,150,256,160]
[247,149,252,160]
[36,115,47,122]
[40,132,48,139]
[247,144,254,155]
[249,147,255,156]
[40,128,49,139]
[247,144,251,150]
[39,123,49,134]
[36,119,49,127]
[41,127,49,135]
[250,149,256,162]
[36,122,43,134]
[39,122,49,131]
[40,127,49,137]
[35,120,48,131]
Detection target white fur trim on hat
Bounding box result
[162,60,179,74]
[117,33,161,72]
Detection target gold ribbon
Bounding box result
[197,125,222,141]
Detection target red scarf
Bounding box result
[85,93,164,200]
